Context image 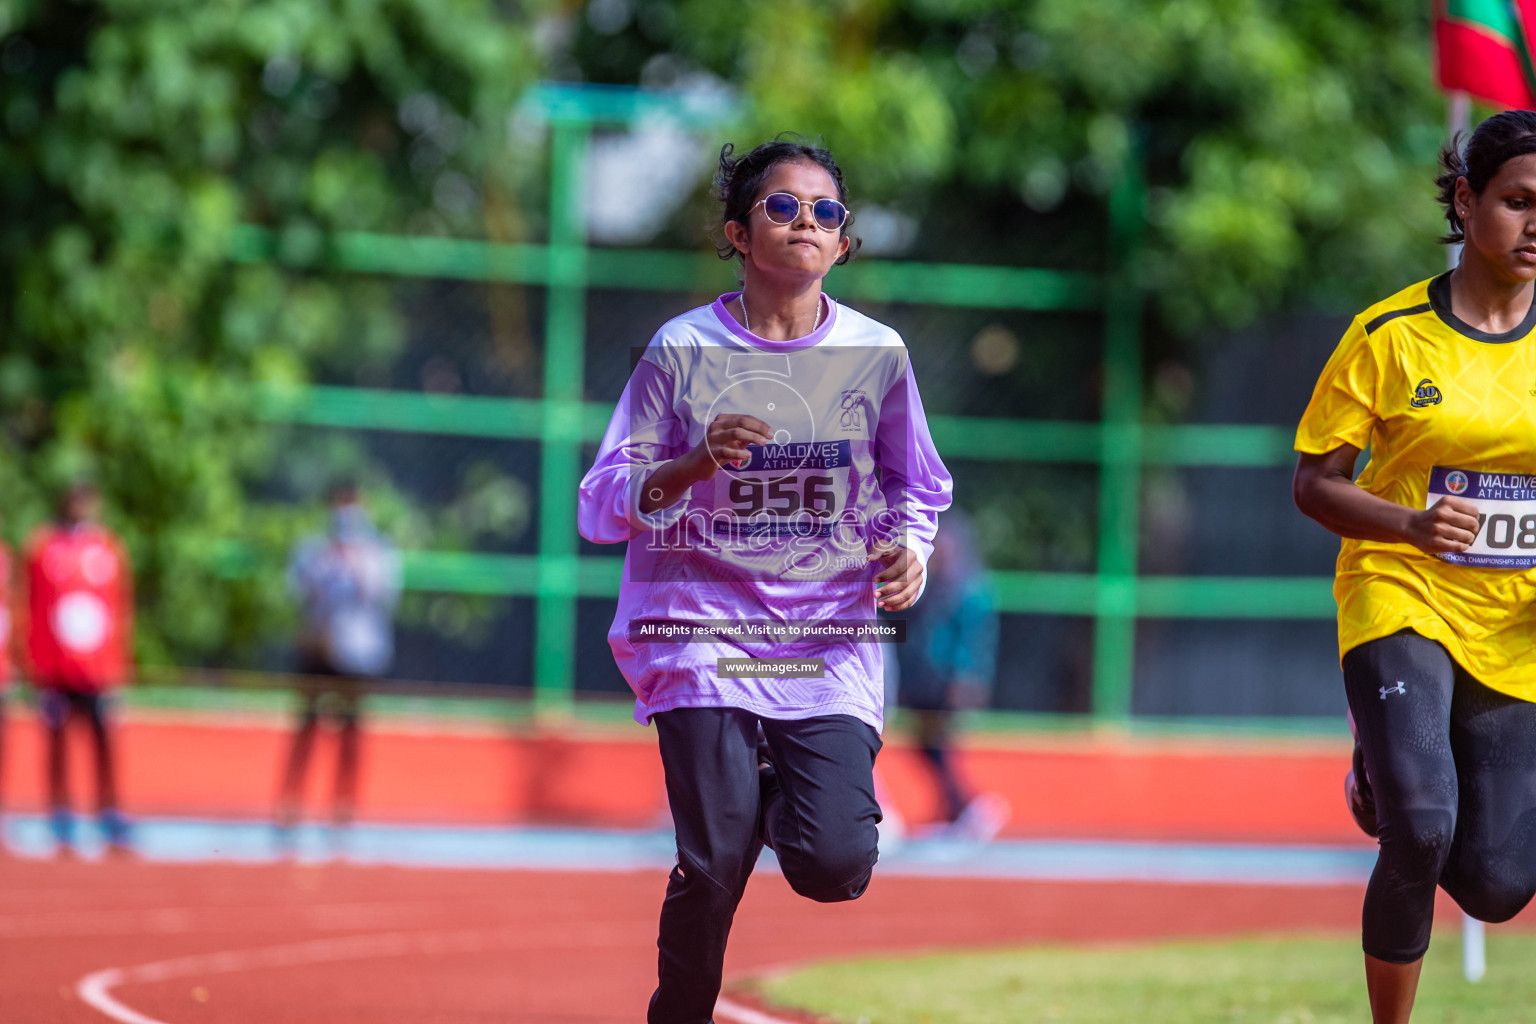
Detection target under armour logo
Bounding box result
[1380,681,1407,699]
[1410,379,1442,408]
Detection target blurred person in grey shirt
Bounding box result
[275,480,401,848]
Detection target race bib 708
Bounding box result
[1427,466,1536,569]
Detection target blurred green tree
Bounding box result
[565,0,1450,586]
[0,0,1462,670]
[571,0,1447,330]
[0,0,535,667]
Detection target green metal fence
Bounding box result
[246,83,1332,719]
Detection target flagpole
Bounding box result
[1444,86,1486,987]
[1449,91,1470,275]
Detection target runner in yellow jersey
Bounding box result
[1295,110,1536,1024]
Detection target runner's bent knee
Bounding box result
[1442,816,1536,924]
[1449,872,1536,924]
[779,823,878,902]
[1378,804,1456,880]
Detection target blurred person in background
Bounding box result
[24,482,134,856]
[0,520,13,831]
[889,509,1007,840]
[1294,110,1536,1023]
[580,138,952,1024]
[276,481,400,849]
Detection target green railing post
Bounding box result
[1090,150,1147,722]
[532,118,591,716]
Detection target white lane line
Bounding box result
[75,923,641,1024]
[78,969,164,1024]
[714,995,799,1024]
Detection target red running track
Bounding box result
[2,704,1493,1021]
[5,854,1522,1024]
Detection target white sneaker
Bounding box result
[873,769,906,852]
[948,793,1010,842]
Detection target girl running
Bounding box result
[579,138,952,1023]
[1294,110,1536,1023]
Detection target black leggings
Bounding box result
[649,707,882,1024]
[40,689,120,815]
[276,668,363,828]
[1344,630,1536,963]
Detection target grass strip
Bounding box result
[760,932,1536,1023]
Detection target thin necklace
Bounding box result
[741,290,821,337]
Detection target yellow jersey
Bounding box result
[1295,272,1536,700]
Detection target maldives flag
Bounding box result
[1436,0,1536,108]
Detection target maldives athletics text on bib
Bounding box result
[1427,466,1536,569]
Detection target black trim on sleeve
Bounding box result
[1428,271,1536,343]
[1362,302,1432,335]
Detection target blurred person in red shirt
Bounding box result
[25,482,133,855]
[0,523,14,828]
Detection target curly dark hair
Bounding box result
[713,135,860,265]
[1436,109,1536,244]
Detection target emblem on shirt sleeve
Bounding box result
[1410,378,1442,407]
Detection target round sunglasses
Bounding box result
[751,192,850,232]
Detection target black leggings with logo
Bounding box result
[1344,629,1536,963]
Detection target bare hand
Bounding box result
[1404,496,1482,554]
[869,544,924,611]
[687,414,773,481]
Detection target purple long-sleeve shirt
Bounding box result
[578,293,953,730]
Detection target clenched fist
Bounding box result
[1404,496,1482,554]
